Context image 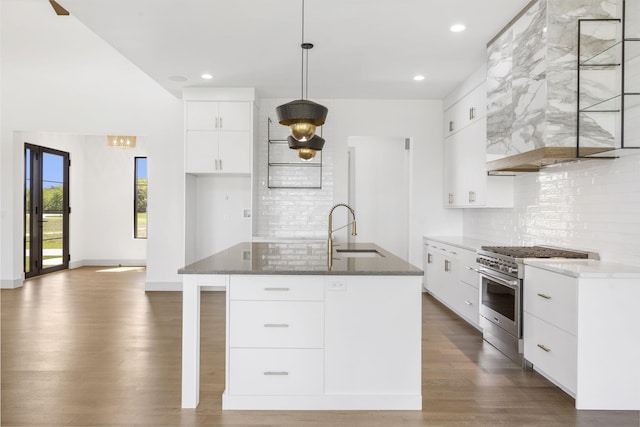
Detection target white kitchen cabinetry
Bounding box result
[227,275,325,400]
[524,262,640,410]
[185,101,252,174]
[183,88,256,264]
[220,274,422,410]
[523,267,578,395]
[424,240,480,329]
[443,68,513,208]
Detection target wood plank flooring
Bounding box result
[1,267,638,426]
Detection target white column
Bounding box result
[181,275,201,408]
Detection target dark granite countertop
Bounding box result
[178,241,423,276]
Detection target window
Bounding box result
[134,157,147,239]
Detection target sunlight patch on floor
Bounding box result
[96,266,145,273]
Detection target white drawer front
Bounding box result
[459,249,480,288]
[229,275,324,301]
[454,281,480,327]
[230,301,324,348]
[524,266,577,334]
[524,313,577,394]
[229,348,323,395]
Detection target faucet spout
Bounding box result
[328,203,357,267]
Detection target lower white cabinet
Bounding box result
[424,240,480,329]
[229,348,324,396]
[223,274,423,410]
[523,264,640,410]
[523,313,577,394]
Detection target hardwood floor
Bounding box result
[1,267,638,426]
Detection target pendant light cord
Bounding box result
[301,0,305,100]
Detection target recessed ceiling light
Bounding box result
[450,24,466,33]
[201,73,213,80]
[169,75,188,82]
[413,75,425,81]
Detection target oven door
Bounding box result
[478,268,521,338]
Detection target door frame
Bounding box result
[24,143,70,278]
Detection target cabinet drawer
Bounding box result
[453,281,480,327]
[524,313,577,394]
[458,249,480,288]
[230,301,324,348]
[524,266,577,334]
[229,348,323,395]
[229,275,324,301]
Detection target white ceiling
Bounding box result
[58,0,531,100]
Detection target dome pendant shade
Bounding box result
[276,99,328,141]
[288,134,325,161]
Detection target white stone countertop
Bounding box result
[423,235,499,252]
[524,259,640,279]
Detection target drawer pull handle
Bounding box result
[537,293,551,300]
[264,323,289,328]
[537,344,551,352]
[264,287,290,292]
[264,371,289,376]
[464,300,472,306]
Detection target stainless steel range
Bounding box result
[475,246,598,365]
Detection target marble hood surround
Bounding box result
[485,0,619,173]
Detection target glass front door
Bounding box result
[25,144,70,277]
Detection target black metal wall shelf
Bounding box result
[577,5,640,157]
[267,118,323,189]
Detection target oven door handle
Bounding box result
[478,269,520,289]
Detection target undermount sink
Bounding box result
[335,248,384,258]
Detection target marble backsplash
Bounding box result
[487,0,621,157]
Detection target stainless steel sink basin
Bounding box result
[335,248,384,258]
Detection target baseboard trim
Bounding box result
[1,277,24,289]
[72,259,146,268]
[145,281,182,291]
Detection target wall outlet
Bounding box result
[328,280,346,291]
[243,209,251,218]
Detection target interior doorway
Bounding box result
[348,136,411,260]
[24,143,70,277]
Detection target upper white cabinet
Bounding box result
[443,83,486,137]
[442,66,513,208]
[185,100,252,174]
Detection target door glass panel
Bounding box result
[25,148,32,273]
[41,152,64,268]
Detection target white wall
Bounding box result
[331,99,461,267]
[464,154,640,265]
[255,98,460,268]
[1,0,183,288]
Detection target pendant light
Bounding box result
[276,0,327,161]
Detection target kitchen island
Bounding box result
[178,241,423,410]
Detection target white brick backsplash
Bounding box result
[253,99,334,239]
[464,153,640,265]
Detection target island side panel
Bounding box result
[324,275,422,407]
[181,275,201,408]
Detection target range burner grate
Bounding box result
[480,246,590,259]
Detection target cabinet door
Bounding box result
[185,130,218,173]
[524,313,577,394]
[458,119,488,206]
[443,135,459,207]
[219,101,251,131]
[186,101,218,130]
[218,131,251,174]
[453,280,480,328]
